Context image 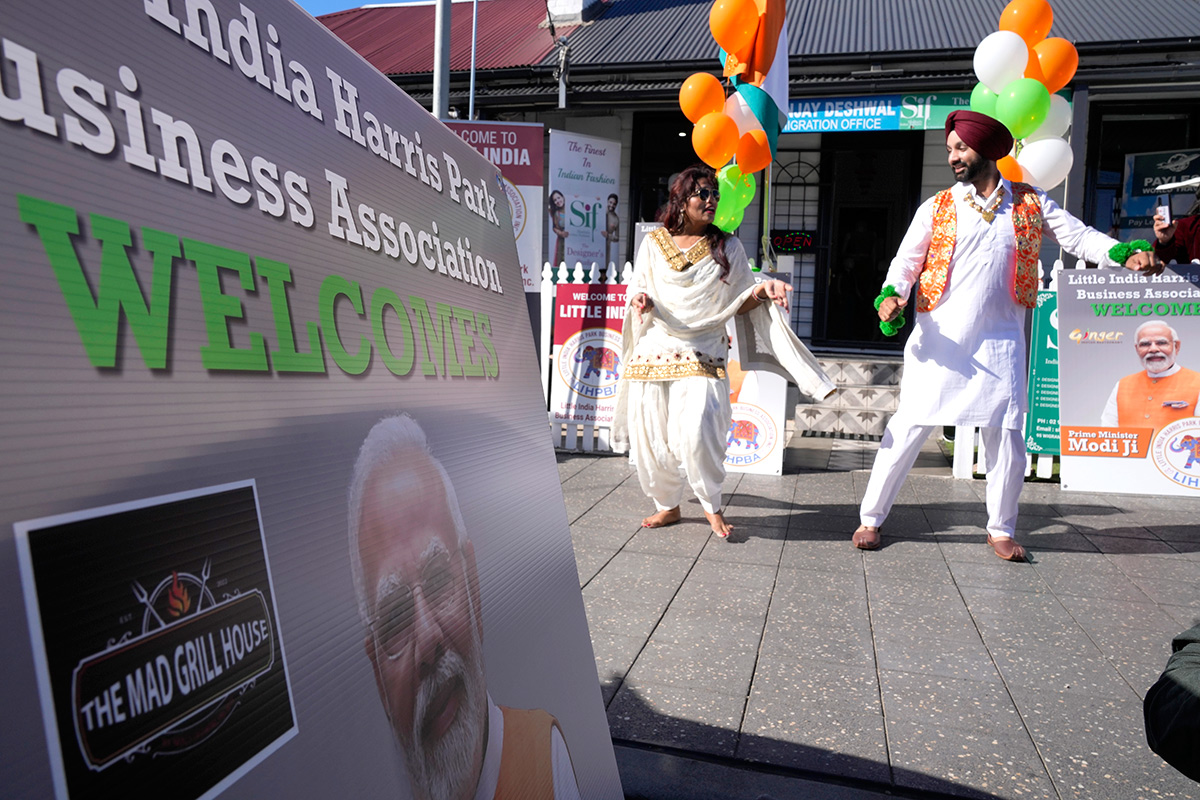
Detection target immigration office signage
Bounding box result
[0,1,623,798]
[785,91,1071,134]
[15,484,294,800]
[1057,264,1200,495]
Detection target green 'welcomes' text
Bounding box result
[17,194,499,379]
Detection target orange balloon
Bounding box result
[679,72,726,123]
[997,155,1026,183]
[692,112,739,169]
[1023,47,1045,84]
[1033,38,1079,93]
[735,130,772,174]
[998,0,1053,47]
[709,0,760,55]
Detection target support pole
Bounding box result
[432,0,451,119]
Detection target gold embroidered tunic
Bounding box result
[620,227,748,382]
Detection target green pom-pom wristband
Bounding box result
[874,285,905,337]
[1108,239,1152,265]
[880,314,907,337]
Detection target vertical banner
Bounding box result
[0,1,623,799]
[1058,265,1200,495]
[1118,149,1200,240]
[550,285,628,426]
[724,276,788,476]
[1025,290,1061,456]
[447,121,545,292]
[547,131,622,268]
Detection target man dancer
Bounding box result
[853,110,1162,561]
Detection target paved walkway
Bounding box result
[560,434,1200,800]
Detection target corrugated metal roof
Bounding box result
[563,0,1200,67]
[318,0,577,74]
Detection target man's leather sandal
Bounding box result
[987,535,1027,562]
[852,525,881,550]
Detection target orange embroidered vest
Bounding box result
[1116,368,1200,433]
[916,181,1042,312]
[494,706,562,799]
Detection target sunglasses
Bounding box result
[690,188,720,202]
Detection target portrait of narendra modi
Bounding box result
[348,414,581,800]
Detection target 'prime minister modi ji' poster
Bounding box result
[0,1,622,799]
[1058,264,1200,497]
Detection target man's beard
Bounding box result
[953,157,986,184]
[1143,352,1175,374]
[399,642,487,800]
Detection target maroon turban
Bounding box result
[945,110,1013,161]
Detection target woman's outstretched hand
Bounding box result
[631,292,654,322]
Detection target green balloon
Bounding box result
[995,78,1051,140]
[970,82,998,117]
[714,185,738,230]
[732,171,756,208]
[714,202,743,233]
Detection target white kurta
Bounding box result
[886,179,1121,430]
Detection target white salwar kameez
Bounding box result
[612,233,833,514]
[861,179,1122,538]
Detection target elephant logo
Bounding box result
[724,401,777,469]
[1168,435,1200,470]
[1151,419,1200,490]
[575,345,621,381]
[556,327,624,403]
[727,419,761,449]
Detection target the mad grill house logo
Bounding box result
[16,481,296,800]
[73,563,275,770]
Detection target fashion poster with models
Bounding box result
[0,1,622,799]
[448,121,545,292]
[1058,265,1200,496]
[547,131,622,268]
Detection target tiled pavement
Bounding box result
[560,434,1200,800]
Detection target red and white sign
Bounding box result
[448,121,545,292]
[550,285,628,425]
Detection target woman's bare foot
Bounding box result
[705,510,733,538]
[642,507,681,528]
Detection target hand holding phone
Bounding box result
[1157,195,1172,226]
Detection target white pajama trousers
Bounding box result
[627,376,731,514]
[860,419,1025,539]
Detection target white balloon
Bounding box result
[973,31,1029,94]
[724,91,764,139]
[1026,94,1072,142]
[1018,137,1074,190]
